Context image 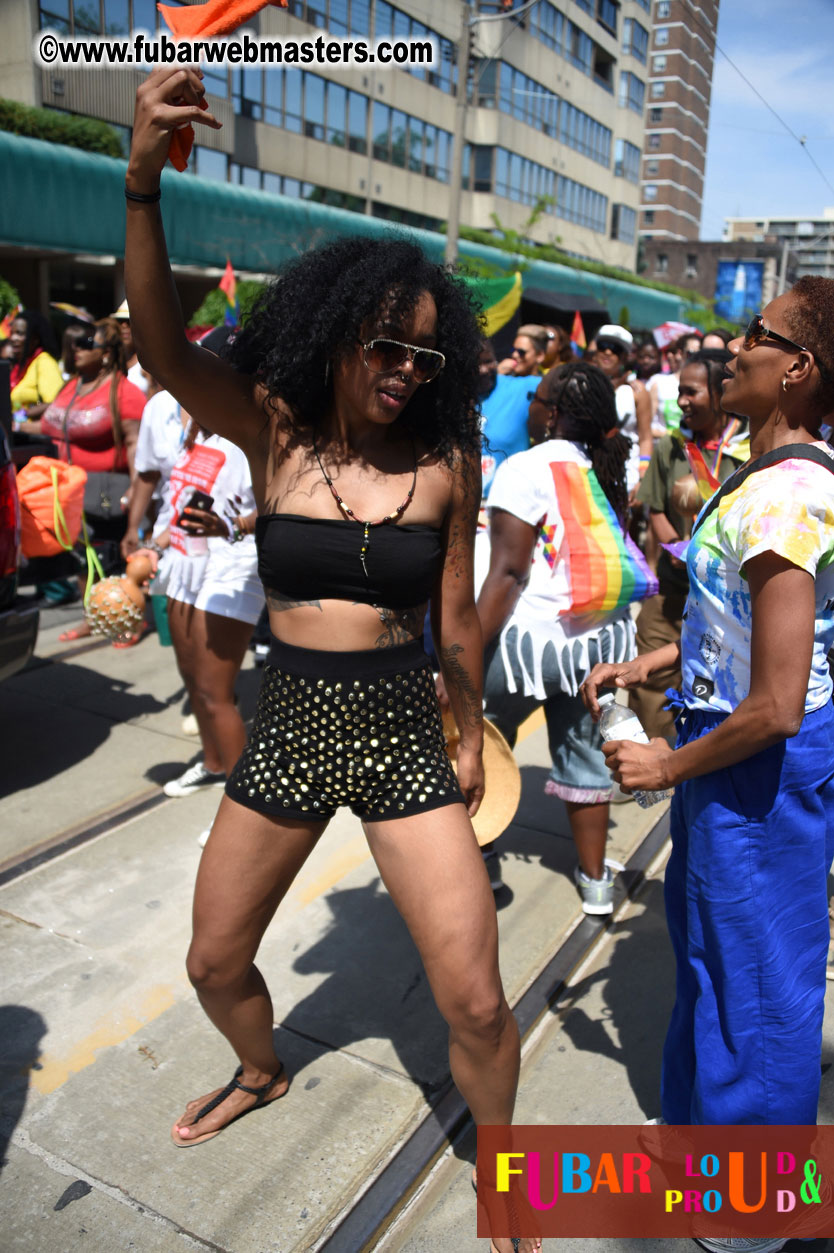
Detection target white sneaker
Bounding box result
[198,827,211,848]
[163,761,226,797]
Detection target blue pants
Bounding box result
[661,702,834,1125]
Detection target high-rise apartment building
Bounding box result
[4,0,657,272]
[638,0,719,241]
[724,209,834,282]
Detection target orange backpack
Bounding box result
[17,456,87,558]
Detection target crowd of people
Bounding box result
[5,63,834,1253]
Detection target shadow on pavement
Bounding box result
[0,663,169,799]
[285,877,450,1094]
[555,878,675,1120]
[0,1005,46,1175]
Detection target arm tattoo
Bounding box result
[266,589,322,613]
[445,449,481,581]
[440,642,482,730]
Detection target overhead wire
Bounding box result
[686,1,834,198]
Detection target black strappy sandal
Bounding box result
[171,1063,288,1147]
[472,1168,524,1251]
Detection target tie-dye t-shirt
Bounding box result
[681,447,834,714]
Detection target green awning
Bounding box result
[0,131,686,329]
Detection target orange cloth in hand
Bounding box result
[157,0,287,169]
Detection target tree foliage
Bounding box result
[0,98,125,157]
[188,279,266,329]
[0,278,21,320]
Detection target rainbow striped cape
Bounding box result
[548,461,658,618]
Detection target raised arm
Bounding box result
[124,68,265,457]
[431,448,485,816]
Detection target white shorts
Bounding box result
[159,539,264,626]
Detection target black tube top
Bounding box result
[256,514,443,609]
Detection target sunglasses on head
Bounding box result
[361,337,445,384]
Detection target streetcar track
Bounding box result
[0,787,169,887]
[316,802,673,1253]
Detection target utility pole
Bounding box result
[444,2,472,267]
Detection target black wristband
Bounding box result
[125,186,161,203]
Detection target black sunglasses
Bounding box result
[361,337,445,384]
[743,315,807,356]
[743,314,831,382]
[596,338,627,355]
[74,333,102,351]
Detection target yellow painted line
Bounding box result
[30,980,185,1095]
[517,707,545,742]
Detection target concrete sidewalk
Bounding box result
[2,615,832,1253]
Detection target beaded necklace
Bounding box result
[313,437,417,580]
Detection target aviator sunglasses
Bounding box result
[361,337,445,384]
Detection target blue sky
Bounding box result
[700,0,834,239]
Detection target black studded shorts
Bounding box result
[225,636,464,822]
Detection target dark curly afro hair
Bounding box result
[227,235,485,465]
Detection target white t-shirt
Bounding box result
[615,383,640,493]
[157,432,258,598]
[133,390,187,534]
[487,440,634,698]
[127,360,151,394]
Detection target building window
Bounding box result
[655,253,668,273]
[656,0,670,15]
[618,71,646,115]
[611,203,637,244]
[614,138,641,183]
[193,146,227,181]
[529,2,565,55]
[644,184,658,200]
[653,54,667,72]
[648,133,661,149]
[622,18,648,64]
[633,0,650,9]
[496,63,561,138]
[646,160,659,175]
[593,46,616,92]
[597,0,618,36]
[644,209,654,225]
[650,107,663,122]
[686,253,698,278]
[560,101,613,166]
[651,80,665,98]
[655,27,669,46]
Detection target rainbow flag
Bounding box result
[549,460,657,618]
[683,442,720,503]
[571,310,587,352]
[218,259,239,329]
[0,304,22,340]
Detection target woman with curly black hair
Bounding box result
[123,69,538,1252]
[478,362,637,917]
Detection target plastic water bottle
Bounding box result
[597,693,671,809]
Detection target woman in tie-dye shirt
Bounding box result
[582,278,834,1154]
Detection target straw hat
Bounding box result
[442,711,521,847]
